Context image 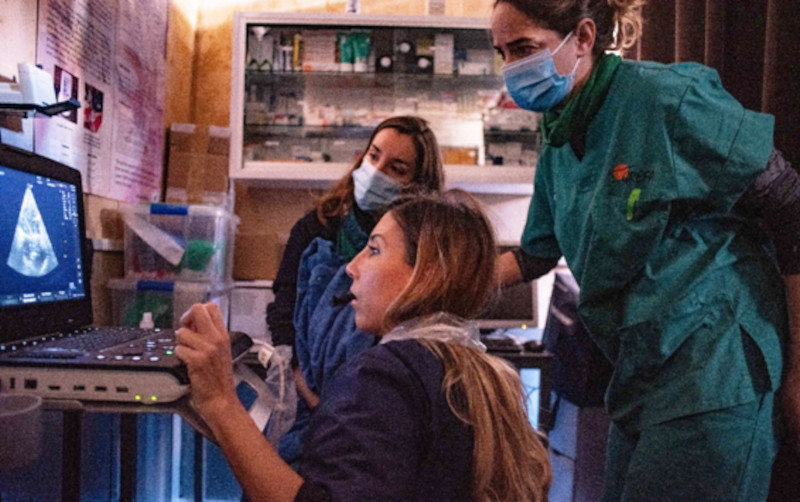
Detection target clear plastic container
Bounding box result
[122,203,238,282]
[107,278,233,329]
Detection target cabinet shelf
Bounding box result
[232,161,534,195]
[484,128,540,141]
[244,124,374,139]
[246,69,503,83]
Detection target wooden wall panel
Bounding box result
[165,0,198,126]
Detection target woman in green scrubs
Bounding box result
[491,0,800,500]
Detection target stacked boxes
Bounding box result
[110,202,238,328]
[231,184,288,280]
[165,124,231,207]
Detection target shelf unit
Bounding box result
[229,12,540,195]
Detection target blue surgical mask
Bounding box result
[502,32,580,112]
[352,157,402,211]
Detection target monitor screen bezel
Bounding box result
[0,144,93,343]
[477,246,539,331]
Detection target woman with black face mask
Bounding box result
[491,0,800,500]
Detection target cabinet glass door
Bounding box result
[232,13,541,193]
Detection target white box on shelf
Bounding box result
[230,281,275,344]
[18,62,56,106]
[433,33,454,75]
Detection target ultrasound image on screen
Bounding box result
[0,163,85,305]
[7,185,59,277]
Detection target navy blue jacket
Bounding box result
[297,340,474,501]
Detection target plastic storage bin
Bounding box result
[107,279,233,329]
[122,203,238,282]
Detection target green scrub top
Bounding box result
[522,60,787,428]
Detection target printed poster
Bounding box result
[34,0,167,202]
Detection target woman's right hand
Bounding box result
[178,303,306,502]
[175,302,240,421]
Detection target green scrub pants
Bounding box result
[602,393,779,502]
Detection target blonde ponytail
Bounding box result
[419,340,552,502]
[607,0,646,50]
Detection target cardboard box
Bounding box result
[208,125,231,156]
[165,123,230,205]
[232,183,305,280]
[204,153,229,192]
[233,232,285,280]
[442,146,478,165]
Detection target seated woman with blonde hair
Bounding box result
[175,190,552,502]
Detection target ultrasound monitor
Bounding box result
[0,145,92,341]
[0,156,85,304]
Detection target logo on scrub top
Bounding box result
[610,164,653,221]
[611,164,654,183]
[612,164,629,180]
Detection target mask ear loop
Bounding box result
[552,31,581,76]
[569,56,582,74]
[551,31,574,56]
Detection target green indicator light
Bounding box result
[166,350,173,355]
[135,395,142,401]
[150,396,158,402]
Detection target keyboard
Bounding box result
[2,327,169,359]
[481,334,523,352]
